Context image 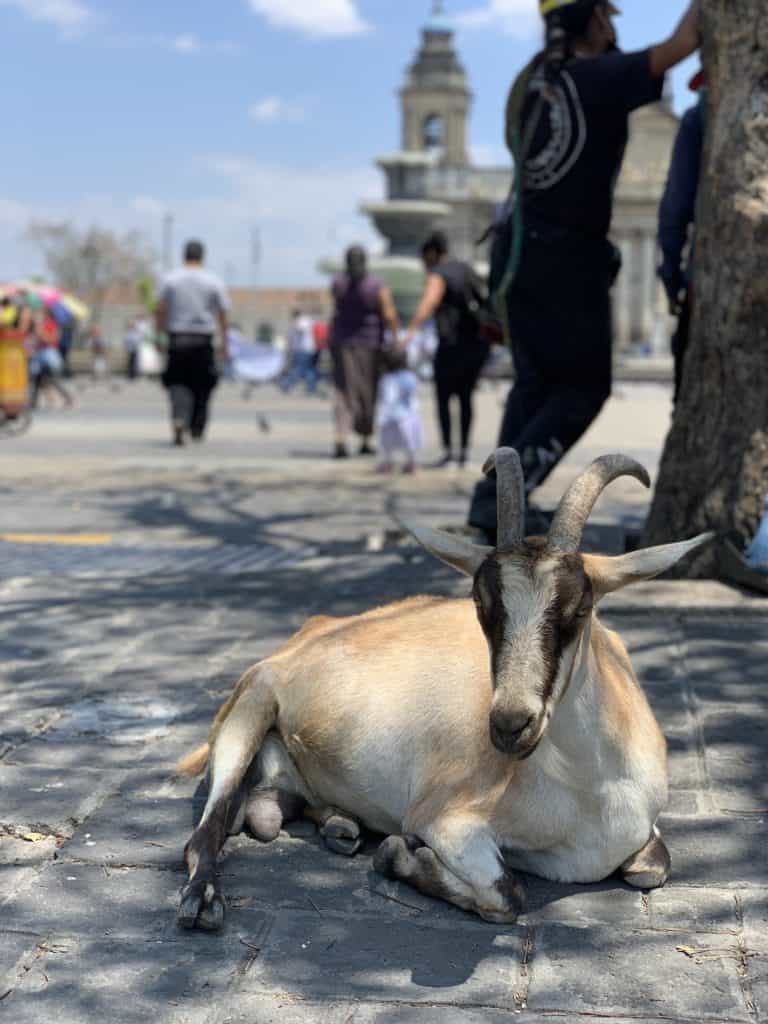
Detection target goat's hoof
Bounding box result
[373,834,424,879]
[321,815,362,857]
[620,831,671,891]
[178,879,226,932]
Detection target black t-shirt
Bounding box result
[433,260,479,347]
[514,49,663,239]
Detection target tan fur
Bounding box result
[176,743,211,778]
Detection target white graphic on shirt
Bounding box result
[524,70,587,191]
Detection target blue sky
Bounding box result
[0,0,699,287]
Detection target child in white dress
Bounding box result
[376,345,423,475]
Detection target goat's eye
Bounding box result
[574,595,593,619]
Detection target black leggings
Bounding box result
[433,343,489,453]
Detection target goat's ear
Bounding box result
[583,533,714,600]
[400,519,492,577]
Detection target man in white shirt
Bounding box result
[156,240,230,445]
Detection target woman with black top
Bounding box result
[406,232,490,468]
[468,0,702,540]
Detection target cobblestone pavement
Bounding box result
[0,385,766,1022]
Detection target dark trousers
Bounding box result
[468,227,615,535]
[162,335,218,438]
[434,342,489,453]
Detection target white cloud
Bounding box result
[249,97,305,124]
[0,0,92,32]
[247,0,369,38]
[456,0,539,39]
[172,33,201,54]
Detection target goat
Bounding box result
[176,449,711,931]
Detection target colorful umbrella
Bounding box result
[0,282,90,321]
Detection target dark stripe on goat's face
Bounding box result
[473,548,592,698]
[473,555,509,681]
[537,555,593,703]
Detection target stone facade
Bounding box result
[362,7,678,353]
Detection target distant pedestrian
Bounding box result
[658,70,705,404]
[330,246,399,459]
[156,240,230,446]
[89,326,108,381]
[375,344,423,475]
[281,310,318,395]
[124,320,141,380]
[405,232,490,469]
[29,312,73,410]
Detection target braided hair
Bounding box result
[543,1,605,80]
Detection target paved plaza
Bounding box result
[0,380,766,1022]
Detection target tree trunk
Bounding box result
[643,1,768,576]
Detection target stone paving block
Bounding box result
[0,865,36,905]
[519,877,645,929]
[240,910,524,1009]
[0,930,40,993]
[740,890,768,1020]
[685,640,768,712]
[529,924,750,1021]
[5,692,183,773]
[665,789,701,815]
[61,789,195,868]
[217,833,475,928]
[706,754,768,814]
[3,929,266,1024]
[665,730,705,791]
[661,816,768,888]
[4,862,186,940]
[649,886,741,934]
[742,890,768,945]
[0,763,115,836]
[213,1002,575,1023]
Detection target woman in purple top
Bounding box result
[330,246,399,459]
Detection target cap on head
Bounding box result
[539,0,619,16]
[184,240,205,263]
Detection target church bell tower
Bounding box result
[400,2,472,167]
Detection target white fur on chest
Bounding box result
[499,740,667,883]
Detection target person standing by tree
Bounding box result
[658,70,706,405]
[330,246,399,459]
[468,0,702,542]
[405,231,491,469]
[156,240,229,446]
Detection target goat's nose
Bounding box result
[489,710,535,754]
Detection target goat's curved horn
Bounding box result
[483,447,526,547]
[547,455,651,553]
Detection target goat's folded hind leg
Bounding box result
[178,677,278,932]
[306,806,362,857]
[620,828,671,890]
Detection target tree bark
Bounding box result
[643,1,768,576]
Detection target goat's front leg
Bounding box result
[373,816,524,924]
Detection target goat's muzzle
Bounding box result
[489,708,540,758]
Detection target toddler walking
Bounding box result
[376,344,423,475]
